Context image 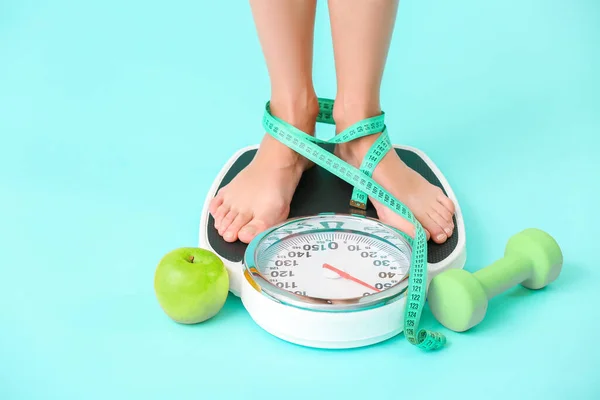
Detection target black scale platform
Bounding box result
[207,144,458,264]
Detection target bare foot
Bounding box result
[335,121,456,244]
[209,98,319,244]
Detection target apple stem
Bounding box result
[188,256,194,263]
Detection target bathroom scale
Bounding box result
[200,143,466,295]
[197,141,466,350]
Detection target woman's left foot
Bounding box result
[335,128,456,244]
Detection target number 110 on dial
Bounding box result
[255,217,412,301]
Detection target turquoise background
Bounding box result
[1,0,598,398]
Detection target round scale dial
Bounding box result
[250,214,412,302]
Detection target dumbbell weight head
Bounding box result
[427,228,563,332]
[504,228,563,289]
[426,269,488,332]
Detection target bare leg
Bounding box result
[209,0,319,243]
[328,0,455,243]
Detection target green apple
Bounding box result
[154,247,229,324]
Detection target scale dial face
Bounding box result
[245,214,413,308]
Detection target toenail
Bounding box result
[224,232,234,240]
[444,228,452,236]
[241,226,255,235]
[436,233,447,242]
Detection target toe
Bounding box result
[437,193,456,215]
[213,204,230,230]
[238,219,269,244]
[209,194,224,215]
[433,202,455,237]
[223,212,253,242]
[218,210,238,236]
[425,211,449,244]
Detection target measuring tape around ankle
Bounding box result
[262,98,446,351]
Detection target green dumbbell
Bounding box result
[427,228,563,332]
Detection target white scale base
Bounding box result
[199,144,466,349]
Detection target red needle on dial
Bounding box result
[322,263,380,293]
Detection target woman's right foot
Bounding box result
[209,96,319,244]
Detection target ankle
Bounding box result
[335,134,382,168]
[269,89,320,135]
[333,94,383,164]
[332,94,382,132]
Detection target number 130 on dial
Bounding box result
[253,215,412,302]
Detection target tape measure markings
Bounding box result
[262,98,446,351]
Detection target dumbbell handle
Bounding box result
[473,253,532,299]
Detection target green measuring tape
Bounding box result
[262,97,446,351]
